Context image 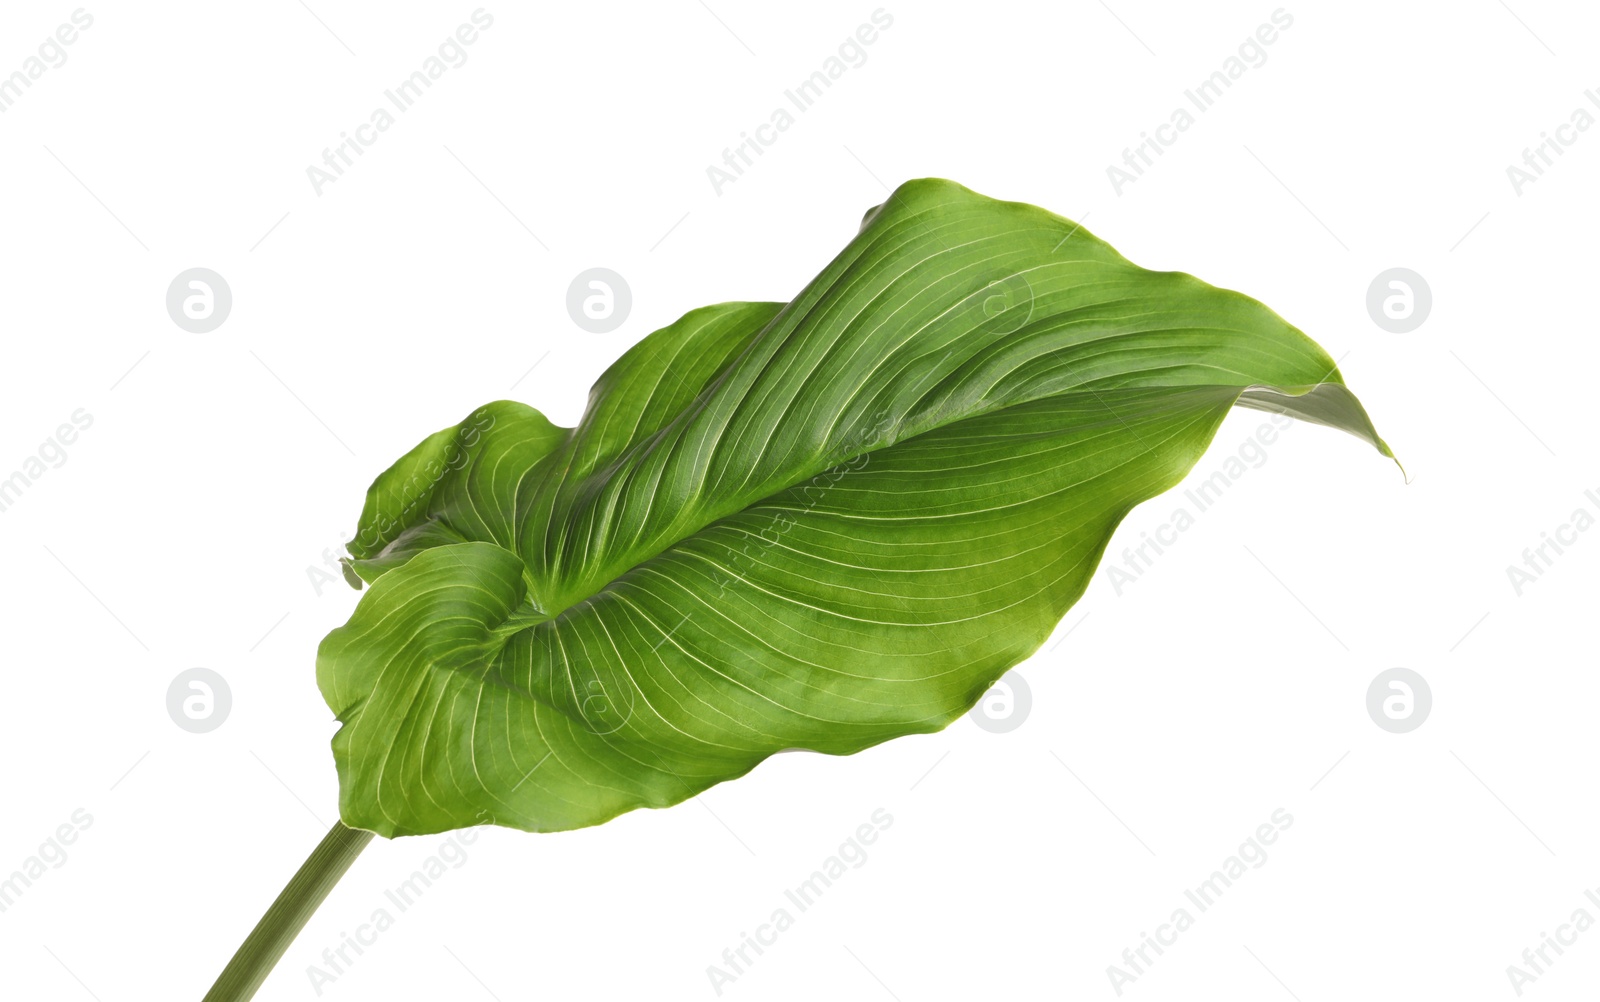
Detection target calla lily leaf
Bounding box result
[317,179,1391,837]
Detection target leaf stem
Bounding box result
[201,821,374,1002]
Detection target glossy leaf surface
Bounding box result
[318,180,1391,837]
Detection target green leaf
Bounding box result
[318,179,1392,838]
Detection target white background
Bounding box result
[1,1,1596,999]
